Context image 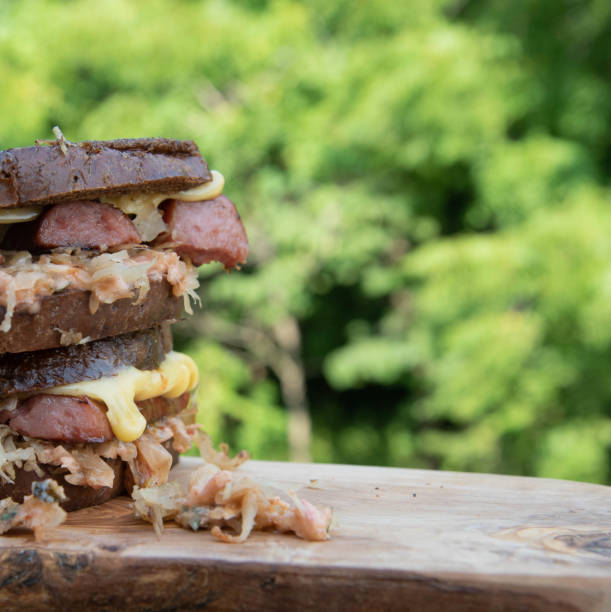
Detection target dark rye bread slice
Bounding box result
[0,278,181,354]
[0,457,126,512]
[0,138,211,209]
[0,442,180,511]
[0,325,172,396]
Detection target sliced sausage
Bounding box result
[137,392,191,424]
[2,200,140,250]
[2,392,191,444]
[156,195,249,268]
[8,395,114,443]
[38,200,141,248]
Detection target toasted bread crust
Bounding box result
[0,279,181,355]
[0,325,173,395]
[0,457,126,511]
[0,138,211,209]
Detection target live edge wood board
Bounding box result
[0,458,610,611]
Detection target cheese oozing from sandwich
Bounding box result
[0,207,43,223]
[100,170,225,240]
[44,351,199,442]
[0,169,226,251]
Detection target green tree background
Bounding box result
[1,0,610,483]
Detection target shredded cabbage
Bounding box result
[0,425,40,483]
[0,417,200,491]
[0,273,16,333]
[132,432,333,542]
[0,478,67,541]
[0,248,199,332]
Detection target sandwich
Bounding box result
[0,131,249,514]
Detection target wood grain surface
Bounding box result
[0,458,610,611]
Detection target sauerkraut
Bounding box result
[0,247,199,331]
[0,425,41,482]
[0,479,67,541]
[0,417,199,490]
[132,432,333,542]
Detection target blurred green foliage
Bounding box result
[1,0,610,482]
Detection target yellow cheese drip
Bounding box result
[0,206,43,223]
[45,351,199,442]
[4,171,225,228]
[171,170,225,201]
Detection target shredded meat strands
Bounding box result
[0,479,67,541]
[131,431,333,542]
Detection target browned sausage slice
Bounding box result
[38,201,141,248]
[136,392,191,423]
[2,200,140,250]
[156,195,248,268]
[1,392,191,444]
[7,395,114,443]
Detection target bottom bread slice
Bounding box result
[0,440,180,512]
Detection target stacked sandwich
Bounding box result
[0,134,248,511]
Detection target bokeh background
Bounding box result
[2,0,611,483]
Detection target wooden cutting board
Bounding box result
[0,458,610,611]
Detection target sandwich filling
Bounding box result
[0,169,224,232]
[100,169,225,240]
[0,170,247,268]
[0,248,199,332]
[0,350,199,490]
[44,350,198,442]
[0,414,197,490]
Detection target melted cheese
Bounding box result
[101,170,225,240]
[0,206,43,223]
[45,351,199,443]
[101,192,168,241]
[171,170,225,201]
[3,170,225,232]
